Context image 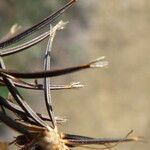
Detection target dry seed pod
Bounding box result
[0,1,142,150]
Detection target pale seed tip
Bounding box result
[90,56,108,68]
[10,24,22,35]
[55,20,68,30]
[70,82,84,89]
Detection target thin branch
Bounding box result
[61,133,94,140]
[0,0,77,48]
[65,137,140,146]
[0,56,108,78]
[0,30,49,57]
[0,111,30,135]
[0,21,67,57]
[0,95,66,124]
[0,73,35,87]
[43,21,66,128]
[43,25,55,128]
[62,133,141,148]
[0,57,48,128]
[2,74,48,128]
[0,78,84,91]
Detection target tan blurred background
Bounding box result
[0,0,150,149]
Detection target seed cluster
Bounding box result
[0,1,140,150]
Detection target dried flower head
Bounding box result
[0,1,141,150]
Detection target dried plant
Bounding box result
[0,0,141,150]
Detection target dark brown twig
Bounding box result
[0,1,141,149]
[0,111,30,135]
[0,0,77,48]
[0,21,67,57]
[0,57,47,127]
[0,96,66,124]
[0,57,108,79]
[43,25,56,128]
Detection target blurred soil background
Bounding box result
[0,0,150,149]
